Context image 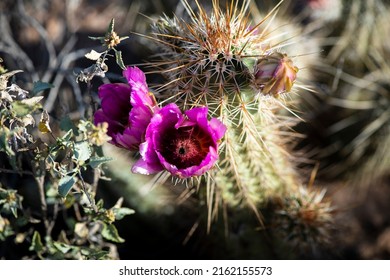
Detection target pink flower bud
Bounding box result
[254,52,298,97]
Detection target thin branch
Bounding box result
[17,0,57,83]
[34,175,51,238]
[0,14,39,82]
[0,168,34,176]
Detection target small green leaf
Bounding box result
[58,175,76,197]
[31,81,54,96]
[113,207,135,220]
[114,49,126,70]
[0,128,15,156]
[88,36,105,42]
[101,223,125,243]
[89,250,110,260]
[73,141,92,162]
[107,18,115,35]
[10,206,18,218]
[29,231,44,253]
[52,242,71,254]
[88,156,112,168]
[59,116,78,135]
[96,199,104,209]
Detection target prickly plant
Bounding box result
[315,59,390,186]
[326,0,388,67]
[142,0,327,230]
[271,184,334,255]
[294,0,390,186]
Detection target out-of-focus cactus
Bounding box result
[325,0,387,65]
[295,0,390,187]
[312,62,390,186]
[271,185,334,254]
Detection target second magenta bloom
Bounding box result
[94,66,156,150]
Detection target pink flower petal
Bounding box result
[94,66,156,151]
[132,104,227,178]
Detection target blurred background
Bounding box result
[1,0,390,259]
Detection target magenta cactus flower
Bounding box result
[132,104,227,178]
[94,66,157,150]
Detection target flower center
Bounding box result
[160,126,213,169]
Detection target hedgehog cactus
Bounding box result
[146,0,307,221]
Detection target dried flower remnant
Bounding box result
[132,104,226,178]
[254,52,298,97]
[94,67,157,150]
[38,110,52,134]
[89,18,128,50]
[105,31,121,49]
[77,120,112,147]
[76,63,108,84]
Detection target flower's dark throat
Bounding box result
[160,126,213,169]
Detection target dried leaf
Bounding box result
[22,114,35,127]
[0,70,23,91]
[38,110,51,134]
[85,50,103,61]
[73,141,92,162]
[20,96,44,106]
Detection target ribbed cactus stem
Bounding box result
[210,88,300,207]
[149,0,304,221]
